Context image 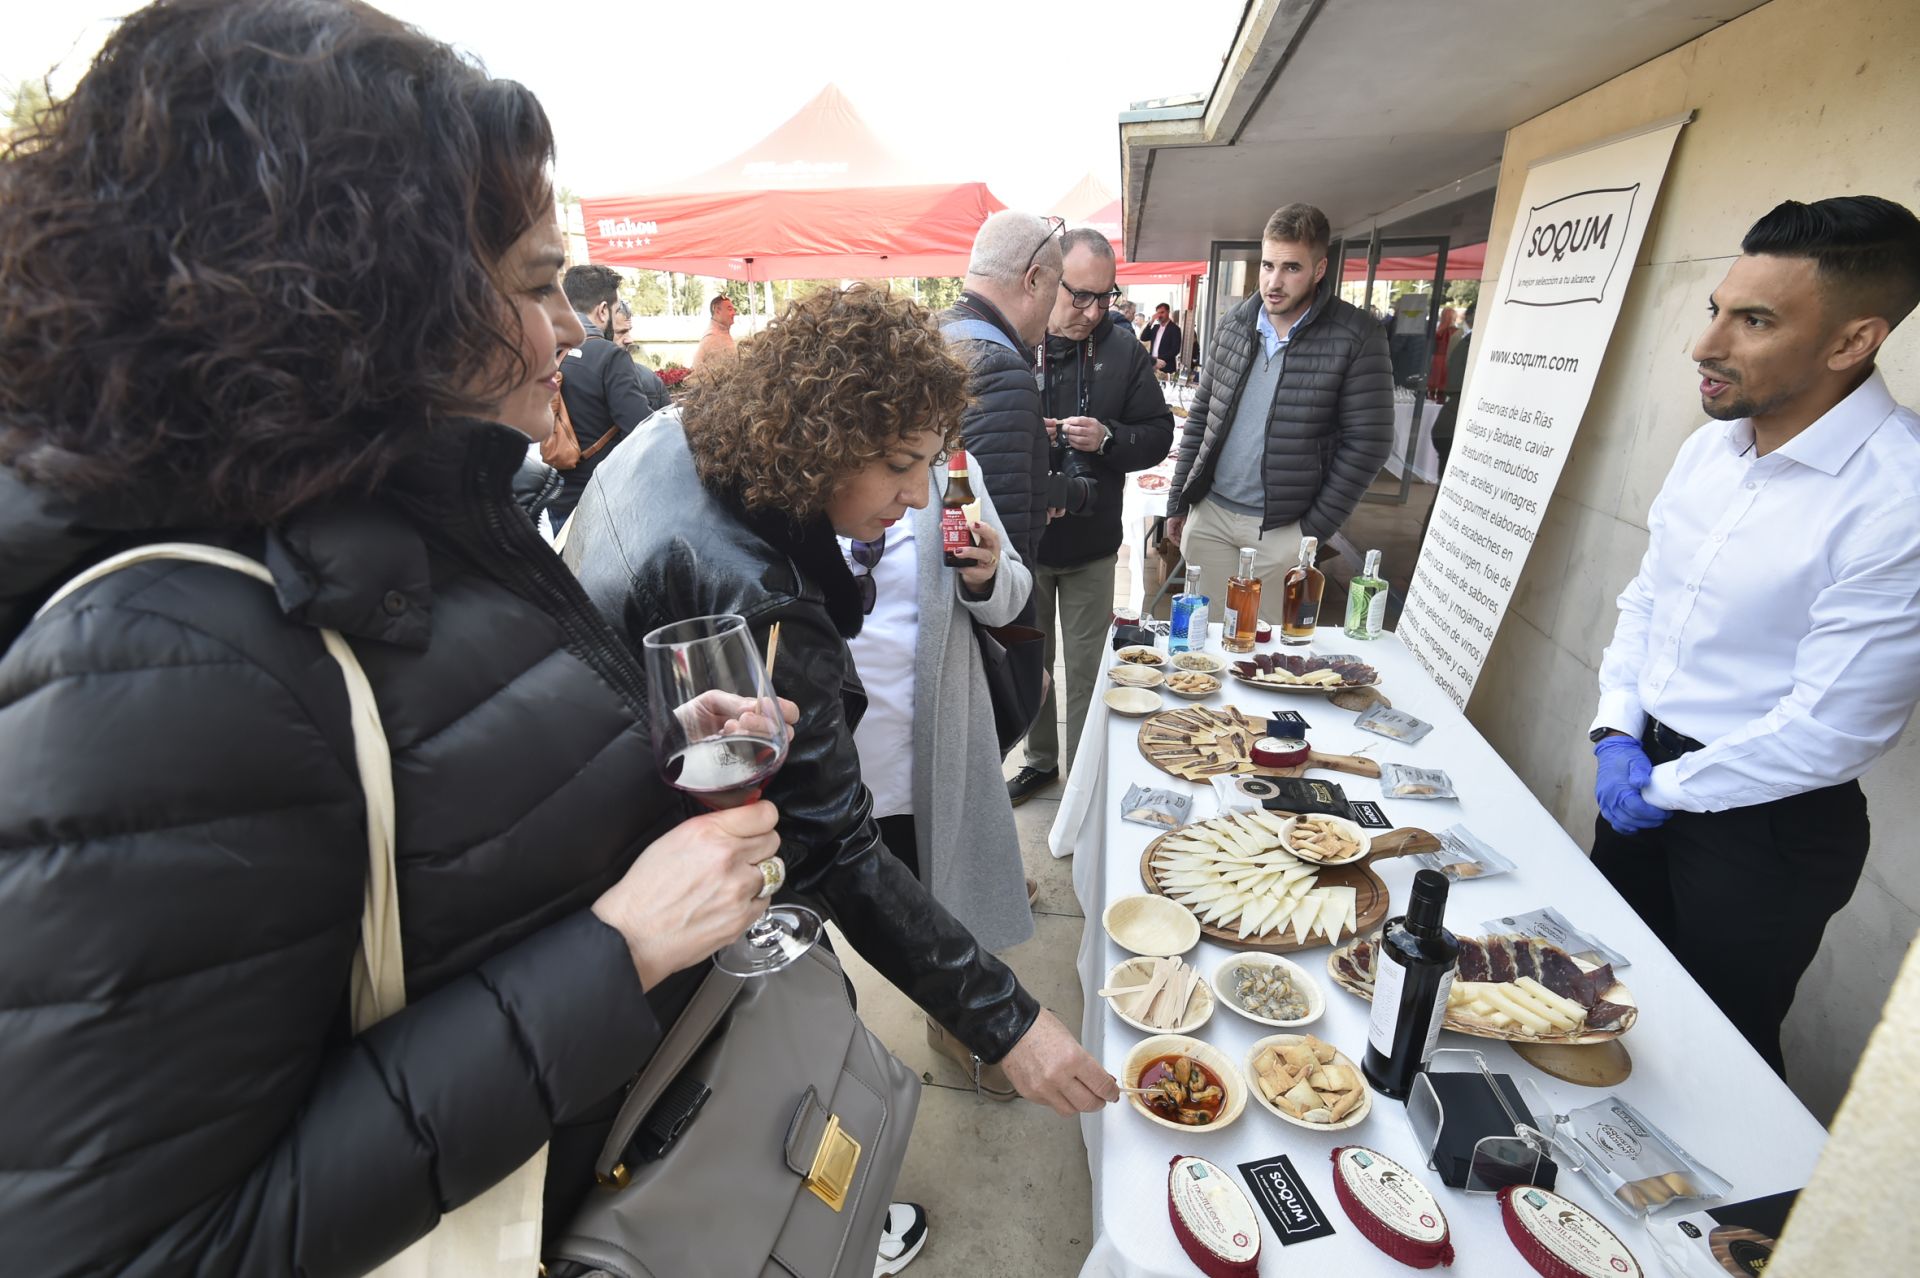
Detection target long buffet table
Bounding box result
[1048,628,1825,1277]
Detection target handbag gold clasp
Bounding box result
[803,1114,861,1212]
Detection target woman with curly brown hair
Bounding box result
[0,1,785,1272]
[564,287,1119,1132]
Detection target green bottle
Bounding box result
[1344,549,1388,640]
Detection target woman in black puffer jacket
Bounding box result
[0,2,780,1273]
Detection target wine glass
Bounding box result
[642,613,822,977]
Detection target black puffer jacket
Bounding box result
[0,423,705,1276]
[1167,289,1394,540]
[939,294,1094,567]
[1038,312,1176,569]
[563,415,1042,1060]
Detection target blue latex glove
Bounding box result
[1593,735,1672,835]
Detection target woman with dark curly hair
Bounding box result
[0,1,786,1272]
[564,287,1119,1130]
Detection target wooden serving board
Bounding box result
[1323,940,1639,1045]
[1137,705,1384,783]
[1137,824,1440,955]
[1226,669,1380,696]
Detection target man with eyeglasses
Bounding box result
[1165,203,1393,619]
[940,211,1095,777]
[1007,229,1175,804]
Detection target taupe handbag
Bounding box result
[544,941,921,1278]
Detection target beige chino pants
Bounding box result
[1178,498,1301,624]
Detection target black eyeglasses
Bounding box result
[1022,215,1066,277]
[1060,280,1123,311]
[847,536,883,615]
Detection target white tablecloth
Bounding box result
[1049,629,1826,1276]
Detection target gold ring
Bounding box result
[757,855,786,899]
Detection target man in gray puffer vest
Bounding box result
[1165,203,1394,617]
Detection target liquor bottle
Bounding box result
[1222,547,1261,654]
[940,451,977,568]
[1279,536,1325,646]
[1344,549,1389,641]
[1362,870,1461,1101]
[1169,564,1208,654]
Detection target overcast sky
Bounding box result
[3,0,1244,212]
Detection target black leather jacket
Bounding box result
[563,415,1043,1061]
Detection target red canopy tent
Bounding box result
[580,85,1004,280]
[1342,242,1486,281]
[1054,174,1206,284]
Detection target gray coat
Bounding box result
[867,473,1036,954]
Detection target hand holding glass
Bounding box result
[643,614,821,975]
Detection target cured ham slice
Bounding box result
[1457,939,1491,983]
[1486,936,1518,983]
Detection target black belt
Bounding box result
[1643,716,1705,766]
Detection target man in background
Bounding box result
[692,294,737,369]
[550,264,660,529]
[1590,195,1920,1074]
[1141,302,1182,377]
[1111,298,1139,340]
[1007,230,1173,804]
[1164,203,1393,617]
[609,300,670,417]
[938,211,1094,772]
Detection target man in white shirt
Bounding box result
[1590,195,1920,1073]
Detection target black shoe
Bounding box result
[1006,766,1059,806]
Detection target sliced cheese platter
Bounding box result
[1137,810,1443,954]
[1137,705,1383,784]
[1326,932,1639,1045]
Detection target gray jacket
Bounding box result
[1167,290,1394,541]
[895,473,1035,953]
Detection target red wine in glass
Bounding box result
[641,613,822,977]
[664,736,783,809]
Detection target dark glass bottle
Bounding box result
[1362,869,1461,1100]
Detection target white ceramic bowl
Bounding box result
[1123,1034,1247,1134]
[1169,651,1228,675]
[1107,664,1166,689]
[1281,814,1372,866]
[1244,1033,1373,1132]
[1104,956,1215,1035]
[1113,645,1168,668]
[1213,953,1326,1028]
[1104,686,1165,717]
[1103,893,1202,956]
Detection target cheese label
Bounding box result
[1169,1157,1260,1262]
[1507,1187,1642,1277]
[1333,1147,1447,1244]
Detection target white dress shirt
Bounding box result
[1593,368,1920,812]
[842,521,919,818]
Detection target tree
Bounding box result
[915,277,964,310]
[3,78,54,140]
[675,274,704,315]
[623,271,669,317]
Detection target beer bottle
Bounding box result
[941,450,978,568]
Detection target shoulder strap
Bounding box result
[940,318,1021,355]
[36,542,404,1032]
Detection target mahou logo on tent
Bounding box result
[1504,185,1640,308]
[597,216,659,249]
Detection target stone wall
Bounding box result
[1465,0,1920,1121]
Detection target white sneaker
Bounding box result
[874,1201,928,1275]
